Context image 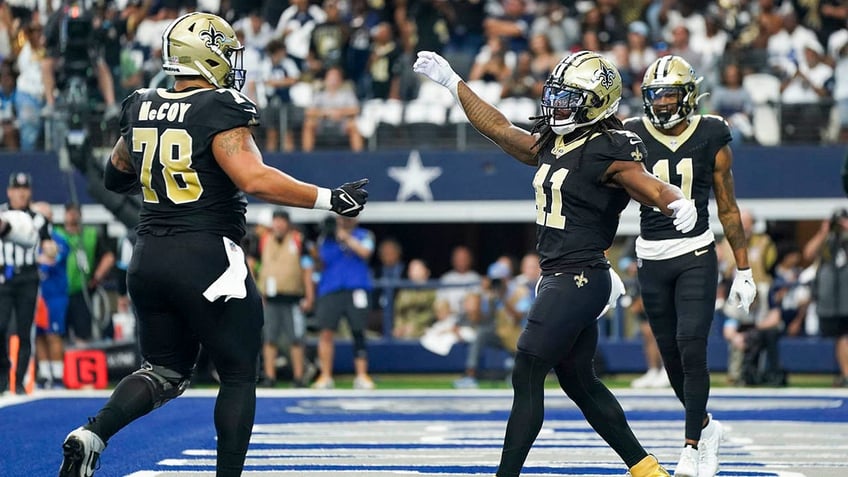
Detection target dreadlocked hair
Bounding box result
[529,115,625,169]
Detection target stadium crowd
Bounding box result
[0,0,845,151]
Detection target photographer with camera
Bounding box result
[805,208,848,387]
[311,215,375,389]
[42,0,120,150]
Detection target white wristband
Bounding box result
[446,73,462,101]
[313,187,332,210]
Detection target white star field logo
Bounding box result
[387,150,442,202]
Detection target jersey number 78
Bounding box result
[132,127,203,204]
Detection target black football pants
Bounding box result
[638,245,718,441]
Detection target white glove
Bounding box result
[412,51,461,96]
[597,268,627,320]
[0,210,39,248]
[668,199,697,233]
[607,267,626,308]
[728,268,757,313]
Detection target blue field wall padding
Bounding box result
[2,145,845,204]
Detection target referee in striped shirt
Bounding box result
[0,172,51,395]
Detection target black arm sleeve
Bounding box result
[104,159,141,195]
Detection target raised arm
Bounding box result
[413,51,538,165]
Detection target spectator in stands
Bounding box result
[453,260,512,389]
[484,0,533,53]
[817,0,848,47]
[393,258,437,339]
[470,35,515,84]
[367,22,402,100]
[657,0,707,46]
[0,59,19,150]
[233,9,274,52]
[274,0,327,70]
[301,66,364,152]
[403,0,451,54]
[307,0,348,79]
[436,245,481,316]
[530,1,580,53]
[779,40,834,143]
[582,0,626,50]
[374,237,404,332]
[527,34,558,96]
[626,21,658,89]
[346,0,380,98]
[495,252,540,356]
[0,2,13,61]
[133,2,179,54]
[443,0,487,55]
[769,242,810,338]
[829,30,848,142]
[668,25,705,76]
[767,10,820,71]
[805,209,848,387]
[56,203,115,344]
[575,29,603,55]
[700,15,730,89]
[254,208,315,388]
[32,201,68,389]
[710,63,755,143]
[262,39,301,152]
[500,52,535,99]
[117,27,146,104]
[313,215,376,389]
[15,20,44,151]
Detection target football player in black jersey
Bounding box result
[415,50,699,477]
[623,55,757,477]
[59,13,369,477]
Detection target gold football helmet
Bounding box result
[541,51,623,135]
[641,55,703,129]
[162,12,246,91]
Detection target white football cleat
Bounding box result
[58,426,106,477]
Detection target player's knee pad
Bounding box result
[677,336,708,371]
[132,361,191,409]
[352,331,367,359]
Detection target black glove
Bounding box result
[330,178,369,217]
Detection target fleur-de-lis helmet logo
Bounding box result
[595,63,617,89]
[199,24,226,53]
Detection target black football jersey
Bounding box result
[119,87,260,242]
[534,129,647,272]
[623,115,731,241]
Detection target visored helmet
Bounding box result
[541,51,623,136]
[162,12,246,91]
[641,55,703,129]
